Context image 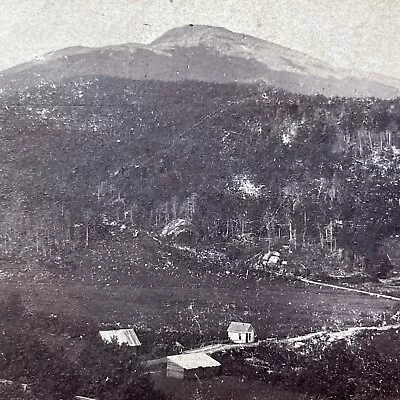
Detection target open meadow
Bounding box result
[1,253,398,346]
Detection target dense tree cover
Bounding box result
[0,78,400,275]
[78,339,165,400]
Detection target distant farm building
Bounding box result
[227,322,256,344]
[255,251,282,271]
[166,353,221,380]
[262,251,281,267]
[99,328,141,354]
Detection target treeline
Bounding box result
[0,78,400,274]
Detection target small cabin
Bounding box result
[166,353,221,380]
[99,328,141,354]
[227,322,256,344]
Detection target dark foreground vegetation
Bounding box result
[0,294,165,400]
[0,386,38,400]
[216,329,400,400]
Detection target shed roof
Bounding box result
[167,353,221,370]
[76,397,97,400]
[227,322,254,333]
[99,329,141,347]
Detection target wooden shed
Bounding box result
[76,397,97,400]
[166,353,221,380]
[227,322,256,344]
[99,328,141,354]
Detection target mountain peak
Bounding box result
[152,24,275,50]
[152,24,232,42]
[0,24,399,99]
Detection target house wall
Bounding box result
[228,330,255,344]
[166,363,221,380]
[166,362,185,379]
[185,366,221,380]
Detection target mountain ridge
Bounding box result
[0,24,399,99]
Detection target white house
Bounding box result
[227,322,256,344]
[99,328,141,354]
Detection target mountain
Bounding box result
[0,25,399,98]
[0,25,400,278]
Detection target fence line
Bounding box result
[299,277,400,301]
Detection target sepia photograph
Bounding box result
[0,1,399,399]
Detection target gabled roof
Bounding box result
[227,322,254,333]
[99,328,141,347]
[167,353,221,370]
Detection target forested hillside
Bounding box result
[1,77,400,276]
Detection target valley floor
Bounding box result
[2,257,400,399]
[1,257,399,342]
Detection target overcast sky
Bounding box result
[0,0,399,78]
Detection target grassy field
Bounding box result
[0,252,398,344]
